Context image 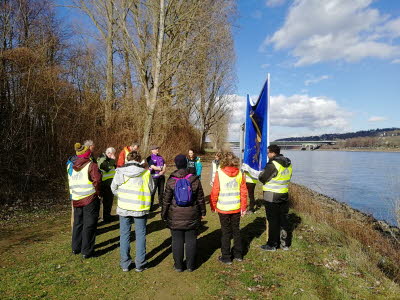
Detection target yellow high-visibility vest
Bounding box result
[217,170,242,211]
[262,161,292,193]
[101,168,116,181]
[68,162,96,201]
[245,171,258,184]
[117,170,151,211]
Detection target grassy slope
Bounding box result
[0,163,399,299]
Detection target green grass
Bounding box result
[1,166,399,299]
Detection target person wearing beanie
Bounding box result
[210,152,247,264]
[162,154,206,272]
[67,142,102,258]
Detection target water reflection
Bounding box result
[283,150,400,226]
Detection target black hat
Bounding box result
[174,154,187,169]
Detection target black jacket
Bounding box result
[162,169,206,230]
[259,154,292,203]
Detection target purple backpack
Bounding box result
[172,174,193,206]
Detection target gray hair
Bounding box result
[84,140,94,147]
[106,147,116,154]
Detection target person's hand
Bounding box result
[159,171,165,176]
[111,154,116,160]
[241,210,247,217]
[201,215,206,219]
[210,181,213,187]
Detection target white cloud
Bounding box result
[261,0,400,65]
[261,63,270,69]
[305,75,330,86]
[391,58,400,64]
[266,0,286,7]
[227,93,351,141]
[368,116,388,122]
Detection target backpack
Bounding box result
[172,174,193,207]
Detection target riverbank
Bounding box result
[0,162,399,298]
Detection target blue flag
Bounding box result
[242,75,270,179]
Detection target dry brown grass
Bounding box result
[289,183,400,282]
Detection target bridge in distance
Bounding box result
[270,140,336,150]
[222,140,337,151]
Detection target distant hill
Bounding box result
[275,127,400,141]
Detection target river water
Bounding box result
[282,150,400,226]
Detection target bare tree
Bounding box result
[70,0,116,127]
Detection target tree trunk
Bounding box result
[105,0,114,127]
[142,0,165,151]
[124,50,133,101]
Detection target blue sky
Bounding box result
[230,0,400,141]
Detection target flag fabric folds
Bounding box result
[242,75,270,179]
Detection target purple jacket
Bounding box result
[147,154,165,178]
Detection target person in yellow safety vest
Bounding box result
[258,145,292,252]
[210,152,247,264]
[97,147,117,222]
[210,151,223,186]
[68,143,102,259]
[111,151,155,272]
[117,142,140,167]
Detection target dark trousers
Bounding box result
[151,176,165,208]
[72,198,100,256]
[218,213,242,261]
[246,182,256,210]
[264,201,290,248]
[171,229,197,270]
[101,182,114,220]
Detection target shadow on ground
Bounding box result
[94,219,166,257]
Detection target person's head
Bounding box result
[127,151,142,163]
[267,145,280,160]
[84,140,95,152]
[174,154,187,170]
[215,151,223,161]
[131,142,140,151]
[188,149,195,159]
[150,146,160,155]
[219,152,240,169]
[105,147,116,159]
[75,142,90,157]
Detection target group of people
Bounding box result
[67,141,292,272]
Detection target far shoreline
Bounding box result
[291,147,400,153]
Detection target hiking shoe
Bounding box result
[135,266,148,272]
[218,256,232,265]
[281,246,290,251]
[260,244,276,251]
[174,267,183,272]
[72,250,80,255]
[233,257,243,262]
[122,268,129,272]
[187,268,194,272]
[82,253,94,259]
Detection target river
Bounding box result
[282,150,400,226]
[234,147,400,226]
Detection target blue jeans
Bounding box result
[119,215,147,269]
